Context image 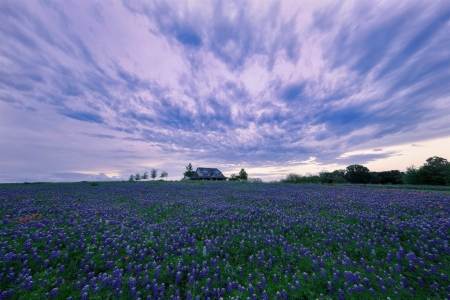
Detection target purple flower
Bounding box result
[333,272,339,284]
[248,284,254,295]
[418,277,424,287]
[430,282,440,291]
[401,276,408,289]
[175,271,182,285]
[320,268,327,280]
[50,288,58,298]
[338,289,345,300]
[431,265,437,274]
[328,281,333,295]
[303,272,308,282]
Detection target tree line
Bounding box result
[282,156,450,186]
[128,169,168,181]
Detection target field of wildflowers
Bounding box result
[1,181,449,299]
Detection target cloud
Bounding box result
[52,172,122,182]
[123,0,301,71]
[335,152,401,166]
[59,109,104,124]
[80,133,116,139]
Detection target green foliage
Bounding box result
[142,171,149,180]
[151,168,158,180]
[319,170,347,184]
[160,170,168,180]
[344,164,371,183]
[228,174,240,181]
[228,169,249,181]
[239,168,248,181]
[128,174,135,182]
[403,156,450,185]
[283,173,302,183]
[372,170,404,184]
[184,163,195,178]
[135,173,141,181]
[228,169,248,181]
[282,173,321,184]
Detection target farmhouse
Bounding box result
[186,167,227,181]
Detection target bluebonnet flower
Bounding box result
[321,268,327,280]
[313,260,318,272]
[328,281,333,295]
[401,276,408,289]
[262,290,269,300]
[333,272,339,284]
[418,277,424,287]
[337,289,344,300]
[431,264,437,274]
[246,283,254,295]
[430,282,440,291]
[388,277,395,286]
[302,272,308,282]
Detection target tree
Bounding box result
[128,174,135,182]
[403,157,450,186]
[135,173,141,181]
[331,169,347,183]
[422,156,449,185]
[345,164,371,184]
[376,170,404,184]
[161,171,168,180]
[184,163,195,178]
[142,172,149,180]
[319,172,333,184]
[229,174,240,181]
[320,170,347,184]
[239,168,248,181]
[151,169,158,180]
[369,172,381,184]
[403,165,420,185]
[283,173,302,183]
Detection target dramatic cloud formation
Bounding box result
[1,0,449,182]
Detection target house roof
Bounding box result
[190,167,227,179]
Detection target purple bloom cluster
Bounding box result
[0,183,449,299]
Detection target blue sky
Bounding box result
[1,0,449,183]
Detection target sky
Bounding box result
[1,0,450,183]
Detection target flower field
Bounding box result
[1,182,450,300]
